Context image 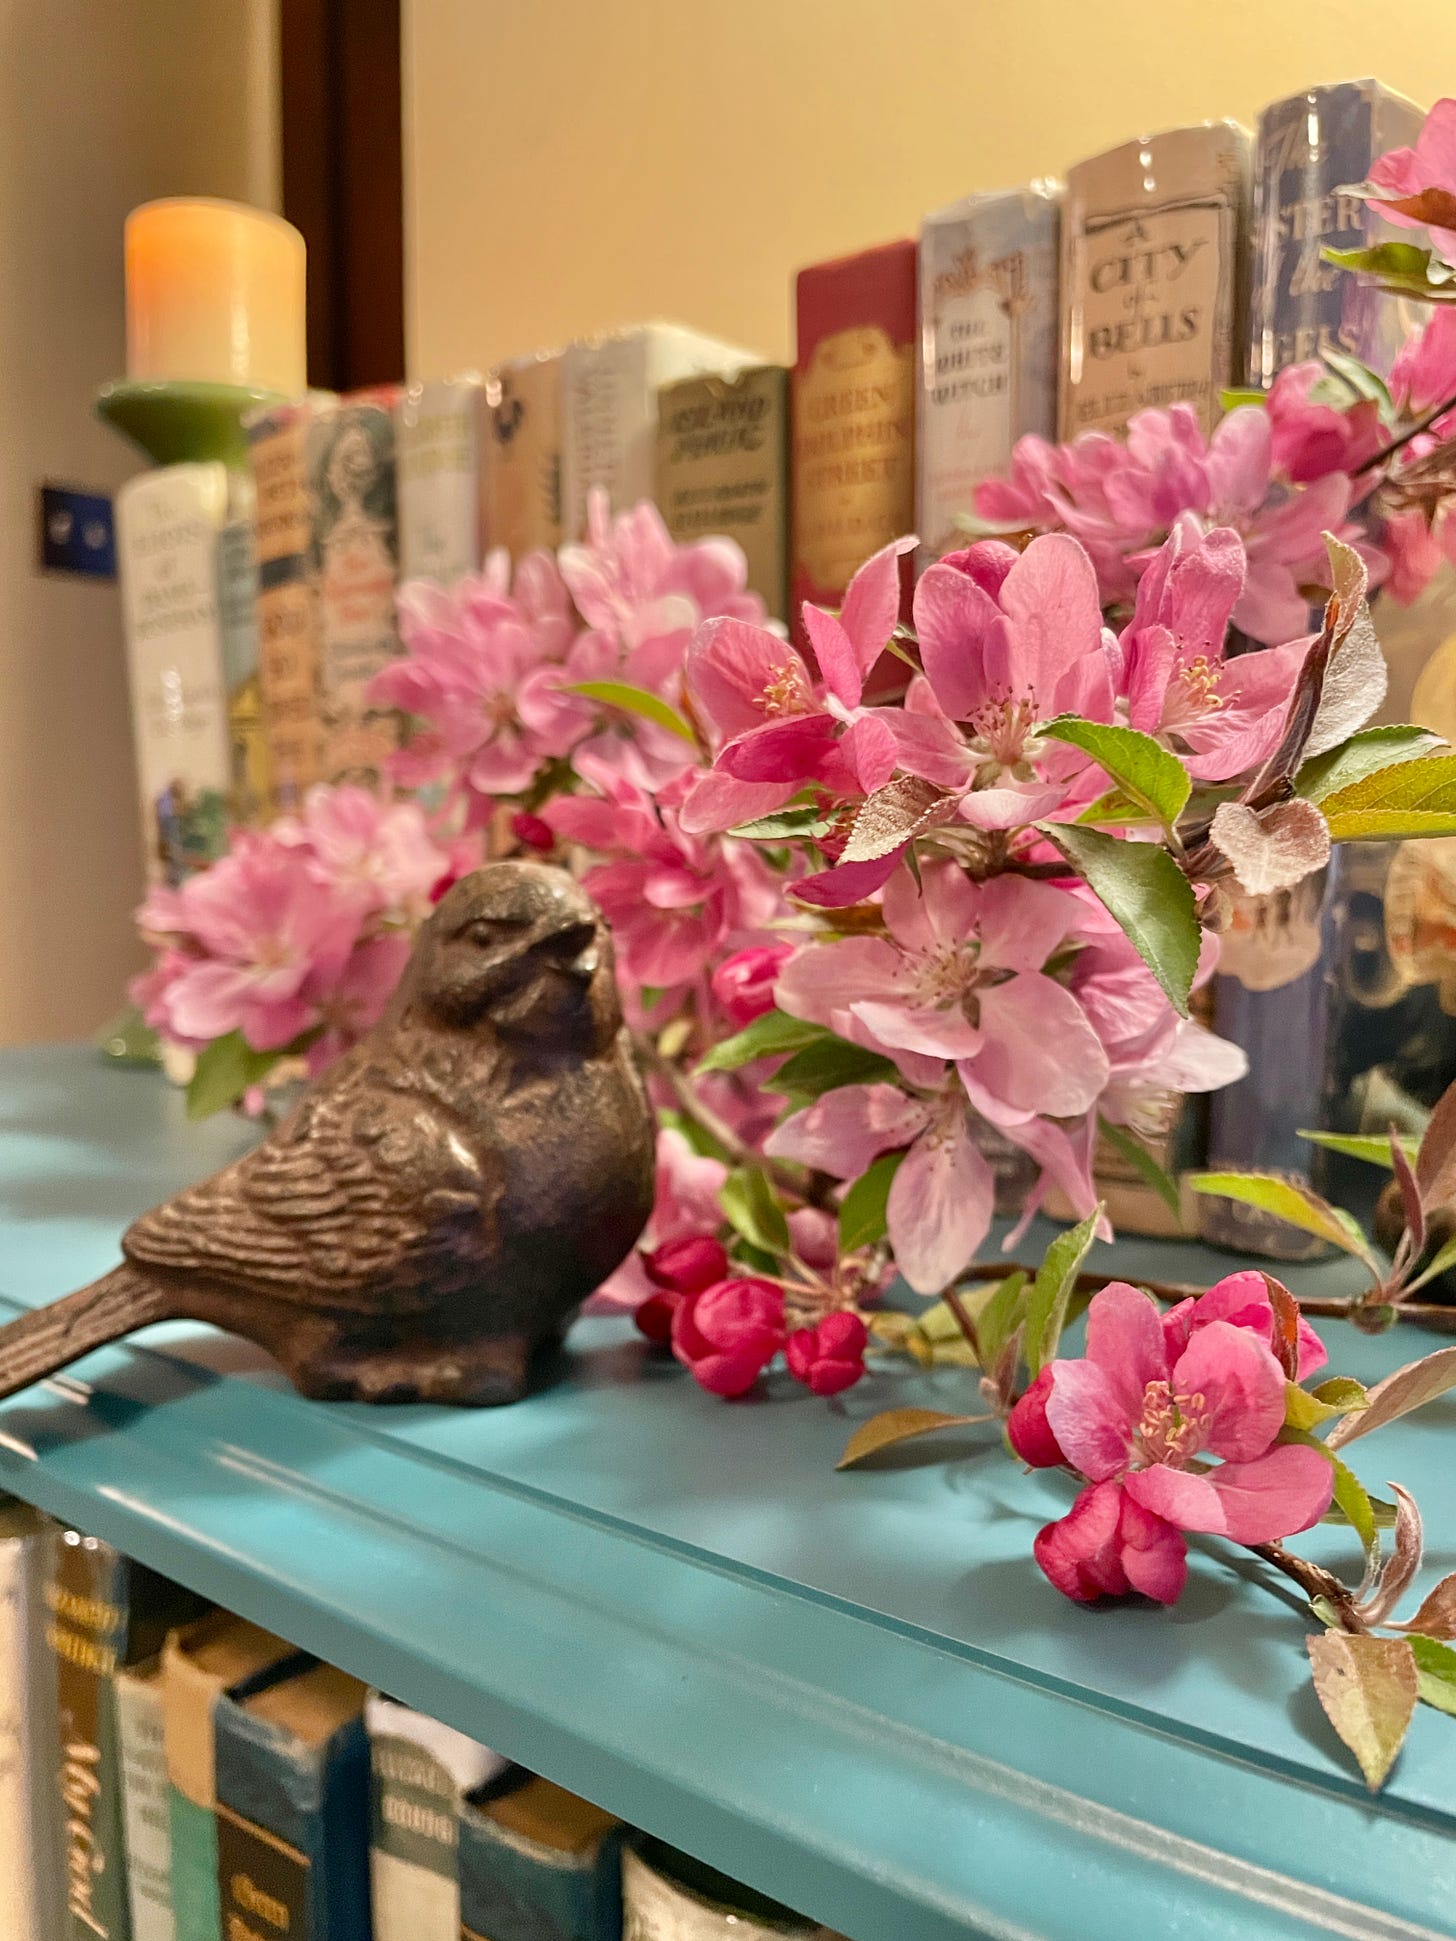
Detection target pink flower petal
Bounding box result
[1171,1320,1286,1463]
[972,973,1109,1117]
[839,535,916,675]
[1083,1281,1169,1420]
[764,1083,929,1179]
[791,850,905,908]
[1044,1357,1136,1482]
[677,771,798,837]
[718,713,838,782]
[686,618,811,742]
[886,1112,994,1293]
[773,935,902,1034]
[913,561,1002,719]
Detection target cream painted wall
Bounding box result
[404,0,1456,375]
[0,0,276,1045]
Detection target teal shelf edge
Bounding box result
[0,1048,1453,1940]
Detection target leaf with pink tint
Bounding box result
[1208,798,1332,897]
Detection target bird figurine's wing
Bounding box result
[123,1057,496,1312]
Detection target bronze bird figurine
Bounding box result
[0,862,657,1406]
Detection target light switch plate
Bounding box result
[38,483,115,578]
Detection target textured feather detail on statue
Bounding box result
[0,1267,173,1403]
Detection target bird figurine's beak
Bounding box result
[536,918,600,982]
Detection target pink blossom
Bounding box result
[1368,98,1456,259]
[542,772,778,993]
[785,1311,868,1396]
[1265,364,1386,484]
[672,1278,786,1396]
[286,786,453,919]
[1160,1268,1327,1383]
[711,943,793,1026]
[559,491,764,694]
[1117,522,1307,782]
[680,539,917,834]
[133,830,371,1052]
[1390,308,1456,416]
[1024,1281,1334,1603]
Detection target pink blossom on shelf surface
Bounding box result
[785,1311,869,1396]
[1022,1281,1334,1604]
[1367,98,1456,260]
[672,1278,787,1396]
[541,771,779,995]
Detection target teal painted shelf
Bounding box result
[1,1045,1453,1940]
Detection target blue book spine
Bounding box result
[1248,79,1425,384]
[212,1664,370,1941]
[457,1776,621,1941]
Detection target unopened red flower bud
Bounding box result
[672,1278,786,1398]
[785,1310,869,1397]
[1007,1366,1065,1468]
[511,811,555,853]
[644,1234,729,1294]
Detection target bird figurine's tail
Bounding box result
[0,1266,173,1403]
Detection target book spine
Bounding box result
[45,1531,133,1941]
[0,1514,59,1941]
[214,1695,369,1941]
[1059,124,1249,438]
[620,1846,816,1939]
[306,399,403,787]
[457,1801,621,1941]
[917,187,1060,566]
[562,337,653,540]
[114,1667,173,1941]
[1249,82,1427,385]
[656,367,789,620]
[216,470,270,831]
[114,465,235,884]
[247,406,323,816]
[483,355,564,558]
[396,378,484,585]
[791,240,917,626]
[368,1732,460,1941]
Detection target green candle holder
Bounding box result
[96,377,284,467]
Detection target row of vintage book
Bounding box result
[0,1496,843,1941]
[115,76,1423,885]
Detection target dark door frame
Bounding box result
[279,0,404,392]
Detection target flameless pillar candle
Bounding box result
[125,198,306,396]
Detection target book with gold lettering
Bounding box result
[561,324,757,541]
[45,1528,204,1941]
[1249,80,1426,385]
[246,402,325,816]
[791,239,917,634]
[1059,123,1250,438]
[483,350,566,559]
[396,376,486,585]
[162,1613,299,1941]
[458,1768,622,1941]
[365,1693,504,1941]
[114,1657,173,1941]
[212,1657,370,1941]
[306,390,404,788]
[917,184,1060,566]
[656,364,790,620]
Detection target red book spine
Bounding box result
[791,239,917,642]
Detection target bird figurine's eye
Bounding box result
[463,917,504,948]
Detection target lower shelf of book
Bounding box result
[2,1045,1455,1941]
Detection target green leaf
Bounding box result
[185,1031,282,1122]
[1327,1346,1456,1451]
[1041,717,1191,830]
[1024,1208,1101,1376]
[1036,823,1200,1017]
[1284,1378,1368,1432]
[1299,1128,1418,1169]
[1098,1118,1182,1221]
[1281,1425,1380,1555]
[566,679,696,742]
[1406,1226,1456,1293]
[1295,726,1444,803]
[837,1151,905,1253]
[1307,1631,1419,1790]
[1322,752,1456,817]
[769,1037,899,1101]
[975,1269,1030,1373]
[1186,1172,1381,1269]
[1074,788,1161,828]
[696,1009,824,1073]
[1322,240,1456,301]
[1220,386,1269,411]
[1318,345,1395,414]
[1328,808,1456,841]
[836,1407,990,1470]
[1410,1634,1456,1717]
[718,1166,791,1257]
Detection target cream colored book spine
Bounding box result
[483,351,565,558]
[1059,122,1250,439]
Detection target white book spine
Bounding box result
[0,1522,46,1941]
[396,378,484,585]
[365,1693,504,1941]
[114,463,234,884]
[114,1666,174,1941]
